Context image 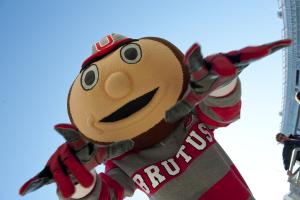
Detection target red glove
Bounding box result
[19,124,134,198]
[165,39,292,122]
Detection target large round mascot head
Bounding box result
[68,34,189,147]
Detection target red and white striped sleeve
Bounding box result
[195,78,241,129]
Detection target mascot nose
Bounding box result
[105,72,131,99]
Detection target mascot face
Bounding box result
[68,36,184,142]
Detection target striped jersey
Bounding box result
[60,79,255,200]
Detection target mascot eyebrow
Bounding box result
[20,33,291,200]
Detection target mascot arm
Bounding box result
[19,124,134,199]
[196,77,241,129]
[165,39,291,123]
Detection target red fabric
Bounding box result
[131,122,216,195]
[60,146,94,187]
[100,173,124,200]
[49,150,75,198]
[48,143,93,198]
[209,101,241,122]
[54,123,78,131]
[199,166,250,200]
[205,54,237,77]
[95,35,114,51]
[183,43,200,67]
[240,46,268,62]
[19,176,39,196]
[195,106,230,128]
[81,38,133,69]
[19,139,94,198]
[231,164,250,189]
[226,39,292,64]
[184,114,193,127]
[183,43,209,80]
[95,148,107,165]
[68,139,87,151]
[98,176,111,200]
[191,68,209,81]
[104,160,119,173]
[184,90,205,106]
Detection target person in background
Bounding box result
[295,91,300,104]
[276,133,300,176]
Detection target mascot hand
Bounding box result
[19,124,134,198]
[165,39,291,123]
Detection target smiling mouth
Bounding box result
[100,88,159,122]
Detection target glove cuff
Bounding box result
[58,169,97,199]
[209,78,238,97]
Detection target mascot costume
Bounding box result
[19,33,291,200]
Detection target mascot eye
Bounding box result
[81,64,99,90]
[120,43,142,64]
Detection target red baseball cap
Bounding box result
[81,33,135,70]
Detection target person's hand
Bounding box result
[287,170,293,176]
[19,124,134,198]
[165,39,292,123]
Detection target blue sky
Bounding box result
[0,0,290,199]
